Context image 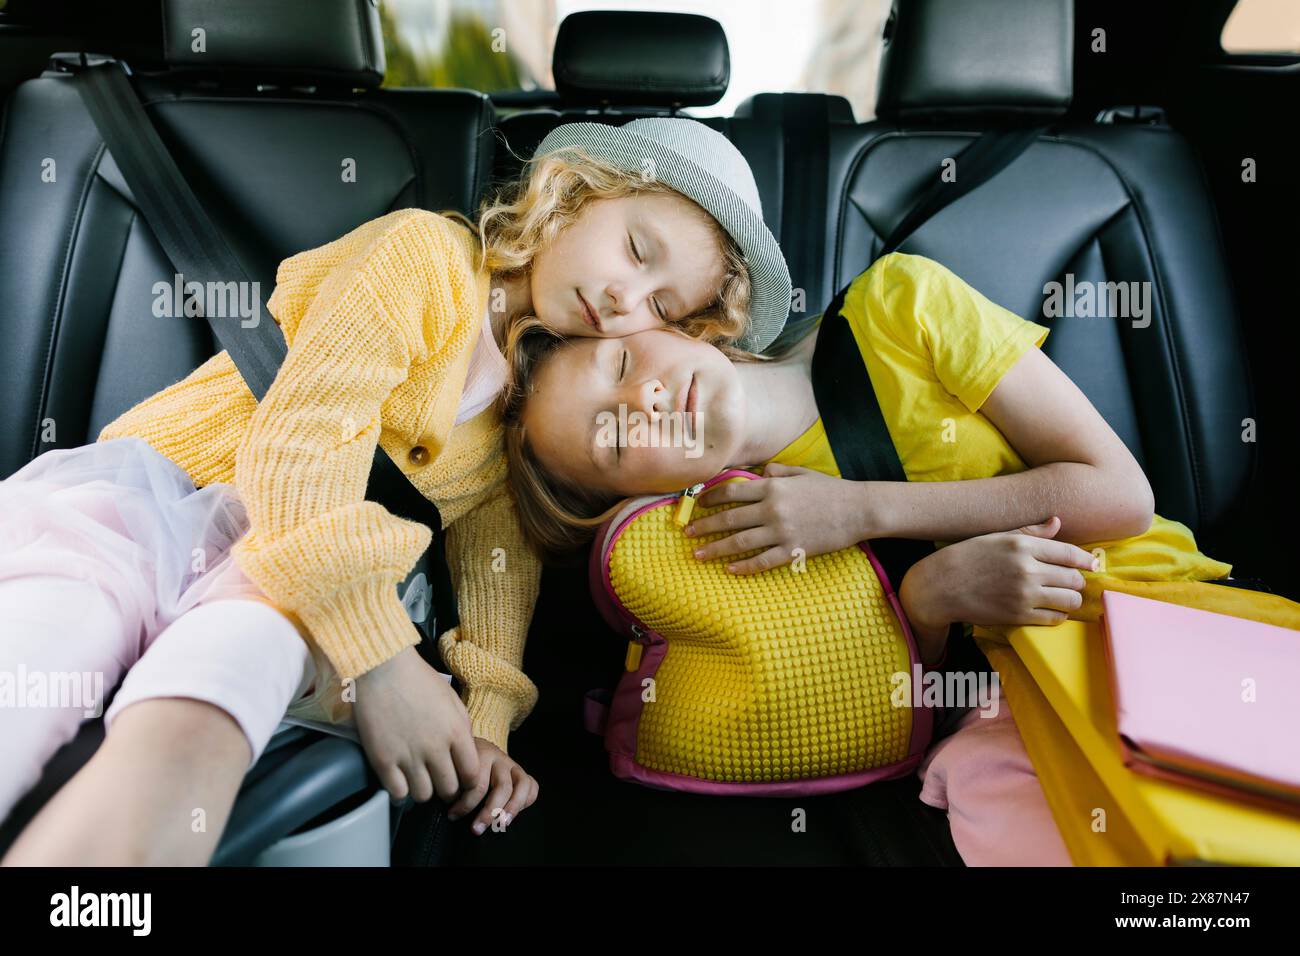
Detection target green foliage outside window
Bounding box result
[379,3,523,91]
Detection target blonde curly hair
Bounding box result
[445,143,754,348]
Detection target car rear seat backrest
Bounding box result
[748,0,1253,545]
[0,0,495,479]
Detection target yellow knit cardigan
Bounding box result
[97,209,541,751]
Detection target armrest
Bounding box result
[211,733,377,866]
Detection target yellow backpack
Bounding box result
[585,468,932,795]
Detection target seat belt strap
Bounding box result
[780,94,833,312]
[763,94,836,355]
[811,290,933,591]
[877,125,1046,258]
[71,58,442,532]
[73,58,286,399]
[812,126,1046,589]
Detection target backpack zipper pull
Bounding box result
[674,482,706,527]
[625,624,647,670]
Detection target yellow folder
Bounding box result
[975,620,1300,866]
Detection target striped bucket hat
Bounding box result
[532,118,792,353]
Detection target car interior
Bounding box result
[0,0,1295,866]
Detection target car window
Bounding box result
[1221,0,1300,54]
[380,0,891,121]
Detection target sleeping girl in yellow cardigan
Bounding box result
[0,118,792,865]
[497,251,1300,865]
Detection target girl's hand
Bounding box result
[353,646,480,806]
[900,516,1098,648]
[684,463,879,574]
[446,740,540,836]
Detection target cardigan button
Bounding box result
[408,444,430,467]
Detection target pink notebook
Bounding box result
[1100,590,1300,816]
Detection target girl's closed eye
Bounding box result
[606,345,628,461]
[628,231,668,322]
[606,340,629,384]
[616,348,627,460]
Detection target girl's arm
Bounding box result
[435,478,543,752]
[231,210,470,679]
[229,211,489,806]
[690,349,1152,571]
[435,477,543,833]
[858,346,1155,545]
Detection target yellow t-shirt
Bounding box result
[768,252,1231,586]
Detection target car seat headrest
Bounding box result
[553,11,729,107]
[875,0,1073,123]
[161,0,385,88]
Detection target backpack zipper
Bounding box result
[673,481,706,527]
[625,623,648,671]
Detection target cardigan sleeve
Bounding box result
[231,210,483,679]
[436,479,543,751]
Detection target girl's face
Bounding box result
[523,328,746,496]
[529,193,727,339]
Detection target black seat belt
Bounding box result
[875,125,1045,260]
[779,95,833,324]
[761,94,836,356]
[812,126,1045,591]
[70,58,441,533]
[73,58,286,397]
[70,57,451,641]
[812,292,934,592]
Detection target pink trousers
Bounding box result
[917,683,1073,866]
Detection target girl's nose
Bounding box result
[606,280,650,319]
[604,284,626,317]
[637,378,667,419]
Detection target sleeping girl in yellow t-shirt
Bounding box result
[495,251,1300,865]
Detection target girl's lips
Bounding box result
[577,291,601,331]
